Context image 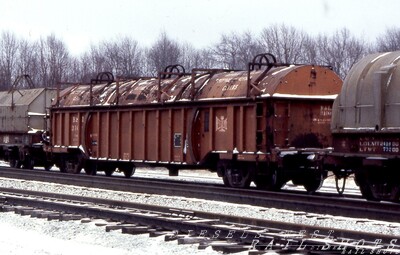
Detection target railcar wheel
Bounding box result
[222,170,230,187]
[119,165,135,178]
[68,160,83,174]
[104,168,115,177]
[303,173,324,193]
[22,158,34,170]
[60,156,83,174]
[218,161,231,186]
[84,168,97,175]
[359,182,379,201]
[356,170,381,201]
[44,163,53,171]
[9,159,22,169]
[58,161,66,173]
[389,186,400,202]
[254,169,285,191]
[84,165,96,175]
[368,183,400,202]
[220,161,251,188]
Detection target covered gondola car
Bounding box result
[330,51,400,201]
[0,78,56,169]
[48,54,342,192]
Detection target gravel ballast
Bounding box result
[0,169,399,254]
[0,176,399,236]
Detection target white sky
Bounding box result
[0,0,398,55]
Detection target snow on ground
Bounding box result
[0,162,393,254]
[0,176,399,236]
[0,212,220,255]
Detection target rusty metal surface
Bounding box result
[56,65,341,107]
[51,60,342,166]
[332,51,400,133]
[332,133,400,157]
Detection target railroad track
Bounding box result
[0,166,399,223]
[135,170,363,196]
[1,188,399,254]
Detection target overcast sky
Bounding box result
[0,0,398,55]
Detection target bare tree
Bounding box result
[176,43,217,71]
[118,36,143,77]
[212,31,262,70]
[16,39,40,86]
[102,40,122,76]
[80,44,108,81]
[301,36,319,64]
[196,48,218,69]
[0,23,395,87]
[259,24,310,63]
[316,28,367,78]
[212,33,240,69]
[38,34,70,87]
[236,31,264,67]
[147,32,181,75]
[77,37,144,82]
[376,27,400,52]
[179,42,198,71]
[0,31,19,89]
[65,56,83,84]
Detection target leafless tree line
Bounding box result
[0,24,399,90]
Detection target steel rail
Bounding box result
[0,167,399,223]
[1,188,399,254]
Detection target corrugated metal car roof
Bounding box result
[57,65,341,107]
[332,51,400,132]
[0,88,47,107]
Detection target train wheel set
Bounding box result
[1,52,400,202]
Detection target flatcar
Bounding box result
[0,75,56,169]
[329,51,400,201]
[47,53,342,192]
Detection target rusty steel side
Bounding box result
[190,103,258,164]
[57,65,340,108]
[50,60,342,167]
[51,107,196,164]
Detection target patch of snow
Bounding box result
[0,212,219,255]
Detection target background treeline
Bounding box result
[0,23,399,90]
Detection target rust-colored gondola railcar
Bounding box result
[49,54,342,192]
[329,51,400,201]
